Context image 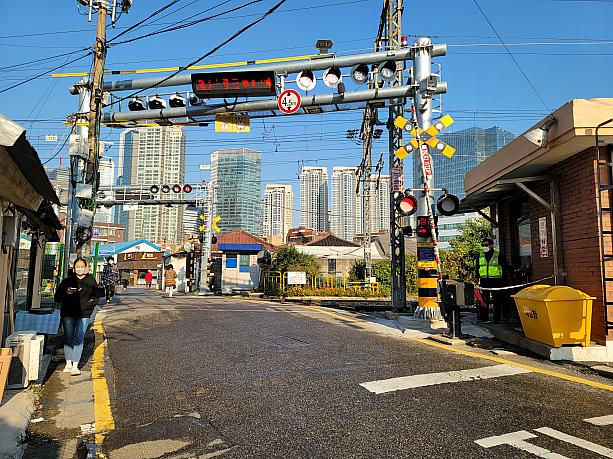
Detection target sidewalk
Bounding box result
[0,388,35,459]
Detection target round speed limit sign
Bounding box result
[277,89,301,114]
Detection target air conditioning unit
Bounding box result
[4,332,35,389]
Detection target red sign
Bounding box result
[420,144,433,180]
[391,165,404,192]
[277,89,301,114]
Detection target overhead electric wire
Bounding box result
[0,51,93,95]
[107,0,184,44]
[107,0,288,108]
[472,0,551,112]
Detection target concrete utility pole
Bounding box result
[386,0,407,311]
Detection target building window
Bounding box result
[239,255,250,273]
[327,259,336,273]
[226,254,237,269]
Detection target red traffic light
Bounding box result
[183,184,193,193]
[172,184,182,193]
[395,194,418,216]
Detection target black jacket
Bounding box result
[54,274,105,318]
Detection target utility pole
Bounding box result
[386,0,407,311]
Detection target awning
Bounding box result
[0,114,60,207]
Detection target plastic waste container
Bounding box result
[512,285,595,347]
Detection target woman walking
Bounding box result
[164,264,177,298]
[145,270,153,289]
[54,258,105,375]
[101,256,119,303]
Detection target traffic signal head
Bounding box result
[172,184,182,193]
[182,184,193,193]
[350,63,369,85]
[296,70,316,91]
[150,185,160,193]
[378,61,397,82]
[148,95,166,110]
[436,193,460,216]
[161,185,171,193]
[211,235,218,244]
[169,93,187,108]
[128,96,146,111]
[395,193,418,217]
[323,67,342,88]
[416,216,432,238]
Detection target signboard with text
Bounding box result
[215,114,250,133]
[391,165,404,192]
[539,216,548,258]
[287,271,307,285]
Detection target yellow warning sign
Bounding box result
[215,114,250,133]
[417,261,437,269]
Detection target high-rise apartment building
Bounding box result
[95,158,115,224]
[413,126,515,199]
[211,148,261,235]
[356,174,390,236]
[299,166,328,232]
[331,167,358,241]
[183,205,198,236]
[262,184,293,244]
[117,126,186,244]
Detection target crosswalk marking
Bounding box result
[585,415,613,426]
[475,431,569,458]
[360,364,531,394]
[535,427,613,458]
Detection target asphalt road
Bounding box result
[99,289,613,458]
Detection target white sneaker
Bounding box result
[70,366,81,376]
[63,361,73,372]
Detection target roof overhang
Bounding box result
[461,98,613,211]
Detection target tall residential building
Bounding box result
[413,126,515,199]
[262,184,293,244]
[331,167,358,241]
[95,158,115,224]
[116,126,186,244]
[183,205,198,236]
[47,166,70,205]
[299,166,329,232]
[211,148,261,235]
[356,174,390,236]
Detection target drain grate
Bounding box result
[263,336,310,348]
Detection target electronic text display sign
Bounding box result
[191,70,276,98]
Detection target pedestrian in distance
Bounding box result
[54,257,105,376]
[476,238,512,324]
[101,256,119,303]
[164,264,177,298]
[120,270,130,289]
[145,270,153,289]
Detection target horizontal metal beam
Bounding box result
[98,199,198,206]
[92,45,446,94]
[102,84,448,123]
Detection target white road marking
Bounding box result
[585,415,613,426]
[535,427,613,458]
[475,431,569,458]
[360,364,531,394]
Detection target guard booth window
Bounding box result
[511,201,533,283]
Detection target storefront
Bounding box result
[461,98,613,346]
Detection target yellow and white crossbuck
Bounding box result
[393,114,456,160]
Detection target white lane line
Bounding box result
[535,427,613,458]
[475,431,569,458]
[585,415,613,426]
[360,364,531,394]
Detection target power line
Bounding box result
[472,0,551,112]
[106,0,184,44]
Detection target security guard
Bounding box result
[476,238,511,324]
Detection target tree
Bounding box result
[442,216,492,283]
[270,246,319,277]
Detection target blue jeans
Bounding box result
[63,317,90,367]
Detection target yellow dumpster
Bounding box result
[512,285,595,347]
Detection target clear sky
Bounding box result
[1,0,612,225]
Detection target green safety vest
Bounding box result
[479,250,503,278]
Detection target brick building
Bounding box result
[461,98,613,349]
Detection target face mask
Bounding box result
[482,246,491,253]
[75,268,87,275]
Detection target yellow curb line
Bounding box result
[303,306,368,326]
[410,337,613,393]
[91,317,115,450]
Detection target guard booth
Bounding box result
[460,98,613,350]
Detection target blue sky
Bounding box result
[1,0,612,224]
